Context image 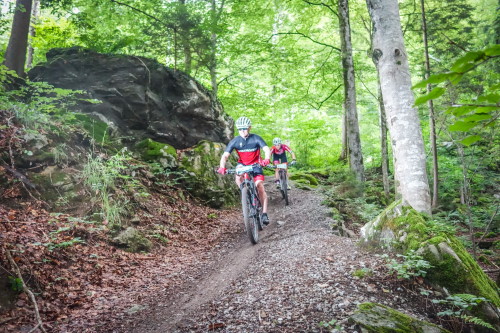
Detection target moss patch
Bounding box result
[289,173,319,186]
[350,302,451,332]
[135,138,176,161]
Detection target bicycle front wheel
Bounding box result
[280,172,289,206]
[241,186,259,244]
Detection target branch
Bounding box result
[438,32,469,52]
[109,0,166,27]
[317,84,342,108]
[270,32,341,52]
[5,250,47,333]
[356,73,377,100]
[0,160,36,190]
[306,47,335,95]
[302,0,338,18]
[306,84,342,110]
[478,203,499,242]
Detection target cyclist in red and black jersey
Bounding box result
[270,138,296,187]
[217,117,271,225]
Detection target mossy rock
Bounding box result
[360,201,500,328]
[349,302,450,333]
[289,173,319,186]
[134,138,177,168]
[177,140,238,208]
[28,166,82,209]
[112,227,152,253]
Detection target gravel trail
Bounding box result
[131,180,428,333]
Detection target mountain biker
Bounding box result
[270,138,296,188]
[217,116,272,225]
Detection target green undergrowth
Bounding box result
[319,167,391,230]
[368,204,500,309]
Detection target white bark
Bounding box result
[366,0,431,214]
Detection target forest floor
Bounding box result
[0,179,470,332]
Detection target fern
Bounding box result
[433,293,495,330]
[461,315,495,330]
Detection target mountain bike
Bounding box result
[270,163,291,206]
[225,164,264,244]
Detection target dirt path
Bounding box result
[129,180,429,332]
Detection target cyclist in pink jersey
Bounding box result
[270,138,296,188]
[217,117,271,225]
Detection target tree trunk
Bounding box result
[26,0,39,69]
[209,0,219,96]
[340,105,348,161]
[338,0,365,182]
[4,0,33,77]
[366,0,431,214]
[378,80,390,197]
[420,0,439,209]
[178,0,192,75]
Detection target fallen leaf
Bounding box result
[208,322,225,330]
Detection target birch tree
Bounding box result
[366,0,431,214]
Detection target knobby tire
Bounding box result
[280,171,289,206]
[241,185,259,244]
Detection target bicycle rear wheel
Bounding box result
[241,186,259,244]
[280,171,289,206]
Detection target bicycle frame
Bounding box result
[227,164,264,243]
[270,163,290,206]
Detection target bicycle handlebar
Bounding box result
[225,163,261,175]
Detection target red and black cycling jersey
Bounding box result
[225,133,267,165]
[271,144,293,163]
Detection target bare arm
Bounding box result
[263,146,271,160]
[219,152,230,168]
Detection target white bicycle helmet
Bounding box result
[235,116,251,129]
[273,137,282,145]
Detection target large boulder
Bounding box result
[27,47,233,149]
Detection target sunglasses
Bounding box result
[238,127,249,131]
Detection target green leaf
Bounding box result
[415,87,446,105]
[450,51,485,72]
[483,44,500,57]
[447,105,476,116]
[475,106,498,114]
[463,114,492,122]
[460,135,481,146]
[448,121,477,132]
[449,73,463,85]
[477,93,500,104]
[489,83,500,91]
[412,72,460,89]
